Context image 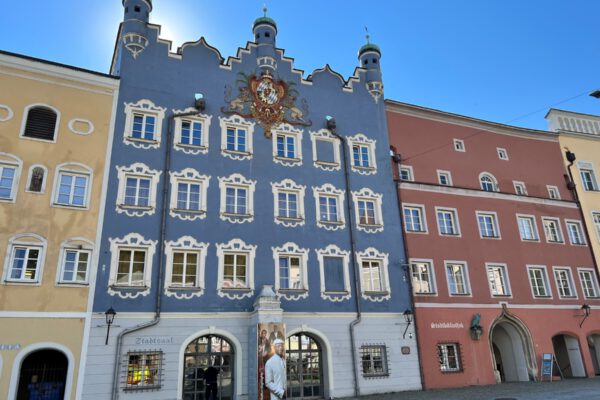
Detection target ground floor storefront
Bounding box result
[81,312,422,399]
[0,315,86,400]
[415,304,600,389]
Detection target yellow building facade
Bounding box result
[547,109,600,275]
[0,51,118,399]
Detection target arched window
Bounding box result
[27,165,47,193]
[0,152,22,201]
[480,173,498,192]
[52,162,93,208]
[22,105,59,141]
[2,233,47,284]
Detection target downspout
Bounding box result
[111,108,202,399]
[391,149,426,390]
[329,127,362,397]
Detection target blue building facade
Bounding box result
[83,1,421,398]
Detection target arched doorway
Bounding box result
[552,334,585,378]
[490,317,535,382]
[286,333,323,399]
[587,334,600,375]
[182,335,234,400]
[16,349,68,400]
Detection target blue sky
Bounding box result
[1,1,599,130]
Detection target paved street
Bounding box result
[341,379,600,400]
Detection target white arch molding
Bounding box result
[177,328,243,399]
[286,326,335,398]
[7,342,75,400]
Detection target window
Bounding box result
[273,242,309,300]
[547,185,560,200]
[3,234,47,284]
[164,236,207,299]
[410,260,436,294]
[436,208,460,236]
[347,133,377,175]
[169,168,210,221]
[403,204,427,233]
[219,115,255,160]
[578,162,599,191]
[445,262,470,295]
[57,238,93,284]
[497,148,508,160]
[123,99,166,149]
[527,266,551,298]
[0,153,22,201]
[399,165,413,181]
[21,104,59,141]
[216,238,256,300]
[173,110,212,154]
[554,267,576,298]
[125,351,162,390]
[437,170,452,186]
[108,233,157,297]
[310,129,341,171]
[272,179,306,228]
[513,181,527,196]
[517,215,539,241]
[566,221,586,245]
[579,269,599,298]
[272,124,303,167]
[218,173,256,224]
[486,264,510,296]
[453,139,465,152]
[116,163,161,217]
[356,248,390,301]
[479,173,498,192]
[317,245,351,301]
[352,188,383,233]
[542,217,564,243]
[593,212,600,241]
[54,164,91,208]
[360,345,389,377]
[477,212,500,238]
[313,184,345,231]
[438,343,461,372]
[26,165,47,193]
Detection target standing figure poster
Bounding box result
[258,323,286,399]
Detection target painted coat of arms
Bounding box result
[223,72,311,137]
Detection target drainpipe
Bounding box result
[391,149,426,390]
[327,117,362,397]
[111,103,204,399]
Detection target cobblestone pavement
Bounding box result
[340,378,600,400]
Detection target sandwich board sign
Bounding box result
[540,353,562,381]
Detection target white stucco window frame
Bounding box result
[310,129,341,171]
[0,104,14,122]
[173,108,212,155]
[55,237,94,286]
[216,238,257,300]
[346,133,377,175]
[577,267,600,299]
[123,99,166,149]
[565,219,587,246]
[218,173,256,224]
[25,164,48,194]
[19,103,61,143]
[313,183,346,231]
[219,115,255,160]
[271,179,306,228]
[541,216,565,244]
[272,242,310,301]
[316,244,351,302]
[351,188,384,233]
[115,163,162,217]
[50,162,94,210]
[552,266,578,299]
[169,168,211,221]
[547,185,561,200]
[526,265,553,299]
[2,233,47,286]
[272,123,303,167]
[577,161,600,192]
[164,236,208,299]
[356,247,391,302]
[0,152,23,203]
[108,233,157,299]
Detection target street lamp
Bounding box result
[403,309,413,339]
[580,304,591,328]
[105,307,116,345]
[325,115,336,133]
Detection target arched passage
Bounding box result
[587,333,600,375]
[552,333,586,378]
[285,332,324,399]
[16,349,68,400]
[489,314,536,383]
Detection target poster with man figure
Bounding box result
[258,323,286,400]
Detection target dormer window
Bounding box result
[21,105,59,142]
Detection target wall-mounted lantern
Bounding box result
[105,307,117,345]
[580,304,591,328]
[403,308,413,339]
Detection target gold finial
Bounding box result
[263,3,268,17]
[365,26,370,44]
